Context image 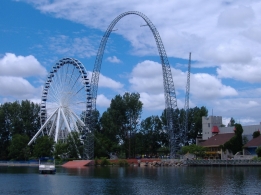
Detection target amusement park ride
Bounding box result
[28,11,192,159]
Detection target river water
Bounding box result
[0,166,260,195]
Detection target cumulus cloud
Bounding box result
[217,57,261,83]
[217,6,255,28]
[242,25,261,44]
[11,0,261,125]
[96,94,111,107]
[106,56,121,63]
[139,92,165,110]
[0,53,47,77]
[191,73,238,99]
[203,40,252,64]
[0,76,41,99]
[22,1,261,76]
[129,60,164,94]
[98,73,124,90]
[49,35,98,58]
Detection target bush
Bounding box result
[256,146,261,157]
[94,157,99,166]
[100,157,110,166]
[252,156,261,161]
[118,159,129,167]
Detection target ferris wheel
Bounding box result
[28,58,91,157]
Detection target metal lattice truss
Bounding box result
[85,11,180,159]
[181,52,192,146]
[28,58,91,159]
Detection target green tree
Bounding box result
[54,140,68,159]
[223,123,243,154]
[8,134,30,160]
[67,131,83,159]
[0,100,40,159]
[140,115,166,156]
[181,144,206,157]
[252,130,260,138]
[33,136,54,158]
[187,106,208,141]
[100,92,142,158]
[160,106,208,145]
[228,117,235,127]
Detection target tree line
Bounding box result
[0,93,208,160]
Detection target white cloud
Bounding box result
[98,73,124,90]
[129,60,164,94]
[12,0,261,125]
[96,94,111,107]
[140,92,165,110]
[203,40,252,64]
[217,57,261,83]
[0,53,47,77]
[217,6,255,28]
[106,56,121,63]
[22,0,261,76]
[242,25,261,44]
[191,73,238,100]
[49,35,98,58]
[0,76,41,99]
[129,60,237,101]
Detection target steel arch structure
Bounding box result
[85,11,180,159]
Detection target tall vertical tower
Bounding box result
[202,116,222,140]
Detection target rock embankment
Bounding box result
[141,160,187,167]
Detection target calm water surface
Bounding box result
[0,166,260,195]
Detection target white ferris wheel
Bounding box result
[28,58,91,153]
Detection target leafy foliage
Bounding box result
[67,131,83,159]
[223,124,243,154]
[256,147,261,157]
[99,92,142,158]
[0,100,40,160]
[252,130,260,138]
[8,134,30,160]
[228,117,235,127]
[139,115,167,156]
[54,140,68,159]
[181,144,206,157]
[33,136,54,158]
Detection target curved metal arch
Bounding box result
[40,57,91,125]
[85,11,179,159]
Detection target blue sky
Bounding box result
[1,0,261,126]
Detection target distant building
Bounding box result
[201,116,261,141]
[200,133,234,159]
[197,116,261,159]
[243,135,261,155]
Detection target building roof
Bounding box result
[244,136,261,148]
[211,126,219,133]
[200,133,235,147]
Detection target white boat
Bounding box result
[39,157,56,174]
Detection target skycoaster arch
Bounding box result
[85,11,180,159]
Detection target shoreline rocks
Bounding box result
[141,160,187,167]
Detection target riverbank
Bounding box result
[187,159,261,166]
[0,162,38,167]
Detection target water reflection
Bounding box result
[0,166,260,195]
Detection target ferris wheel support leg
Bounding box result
[70,110,85,127]
[61,108,81,159]
[28,108,59,145]
[54,108,61,143]
[48,112,58,136]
